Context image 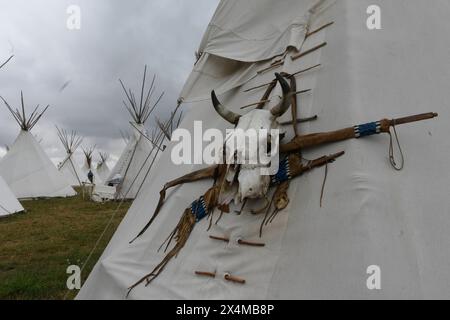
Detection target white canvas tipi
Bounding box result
[82,146,102,184]
[96,152,111,183]
[0,175,24,217]
[104,66,164,200]
[57,127,84,187]
[0,92,76,199]
[78,0,450,300]
[0,56,23,216]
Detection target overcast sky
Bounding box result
[0,0,218,166]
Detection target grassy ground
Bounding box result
[0,191,130,300]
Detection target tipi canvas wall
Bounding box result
[96,153,111,183]
[59,155,84,186]
[0,175,24,217]
[78,0,450,299]
[105,123,154,199]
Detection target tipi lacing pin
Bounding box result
[224,273,246,284]
[194,271,216,278]
[209,235,265,247]
[194,271,246,284]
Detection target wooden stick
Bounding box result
[240,99,271,110]
[270,57,284,66]
[240,90,310,110]
[294,89,312,95]
[281,127,355,152]
[224,273,246,284]
[244,64,321,93]
[209,235,229,243]
[279,115,318,126]
[0,55,13,70]
[306,22,334,38]
[237,239,265,247]
[390,112,438,126]
[291,42,327,61]
[244,80,278,93]
[195,271,216,278]
[290,63,322,77]
[280,112,438,153]
[257,61,284,74]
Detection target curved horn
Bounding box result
[271,73,292,117]
[211,90,241,124]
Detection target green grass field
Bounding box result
[0,192,130,300]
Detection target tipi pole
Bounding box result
[69,157,83,187]
[0,55,13,70]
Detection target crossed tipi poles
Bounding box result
[56,126,84,187]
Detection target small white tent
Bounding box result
[0,175,24,217]
[96,152,111,183]
[104,66,164,200]
[57,127,84,187]
[82,146,102,184]
[79,0,450,300]
[0,92,76,199]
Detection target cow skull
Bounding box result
[211,73,293,202]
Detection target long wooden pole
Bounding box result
[0,55,13,70]
[280,112,438,153]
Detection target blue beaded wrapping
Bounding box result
[271,156,291,185]
[354,121,381,138]
[190,196,208,222]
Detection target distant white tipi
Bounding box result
[96,152,111,183]
[105,66,164,200]
[0,92,76,199]
[57,126,84,187]
[82,146,102,184]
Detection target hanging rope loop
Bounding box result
[388,121,404,171]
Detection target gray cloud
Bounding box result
[0,0,218,166]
